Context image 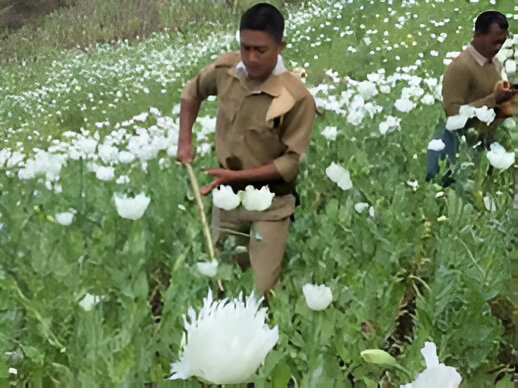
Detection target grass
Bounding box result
[0,0,302,62]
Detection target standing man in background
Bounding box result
[442,10,512,144]
[176,3,316,294]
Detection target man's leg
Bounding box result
[211,206,250,268]
[249,217,290,294]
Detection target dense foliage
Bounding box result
[0,0,516,386]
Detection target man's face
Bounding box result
[240,29,283,82]
[473,23,508,59]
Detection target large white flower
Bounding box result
[113,192,151,220]
[212,185,241,211]
[400,342,462,388]
[325,162,353,190]
[169,290,278,384]
[474,106,495,124]
[445,114,468,131]
[486,142,515,170]
[302,283,333,311]
[240,185,275,212]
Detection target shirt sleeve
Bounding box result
[181,62,218,103]
[273,93,316,182]
[442,61,497,116]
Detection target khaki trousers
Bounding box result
[212,194,296,294]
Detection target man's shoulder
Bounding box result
[277,72,313,101]
[213,51,241,68]
[447,49,475,70]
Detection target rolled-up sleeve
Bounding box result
[181,63,218,103]
[273,94,316,182]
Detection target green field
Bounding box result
[0,0,517,386]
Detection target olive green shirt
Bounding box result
[181,51,316,194]
[442,44,503,134]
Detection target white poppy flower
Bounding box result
[240,185,275,212]
[354,202,369,214]
[458,104,476,118]
[55,211,75,226]
[196,261,218,277]
[394,98,416,113]
[357,81,378,99]
[78,293,101,311]
[113,192,151,220]
[169,290,278,384]
[445,114,468,131]
[302,283,333,311]
[212,185,241,211]
[96,166,115,181]
[505,59,516,74]
[421,94,435,105]
[407,180,419,191]
[321,126,338,141]
[400,341,462,388]
[118,151,136,164]
[474,106,495,124]
[326,162,353,190]
[486,142,515,170]
[427,139,445,151]
[379,115,401,135]
[503,118,516,130]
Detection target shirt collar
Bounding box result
[467,43,492,66]
[235,54,288,78]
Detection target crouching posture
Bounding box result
[177,3,316,294]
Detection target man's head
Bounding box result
[472,11,508,59]
[239,3,285,81]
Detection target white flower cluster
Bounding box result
[169,290,278,384]
[445,104,496,130]
[212,185,275,212]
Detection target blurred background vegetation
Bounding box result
[0,0,303,62]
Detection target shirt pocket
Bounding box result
[244,116,285,159]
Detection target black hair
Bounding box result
[474,11,508,34]
[239,3,284,43]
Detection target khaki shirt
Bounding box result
[442,45,503,134]
[181,51,316,194]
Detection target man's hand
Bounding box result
[176,144,193,164]
[495,88,514,104]
[200,168,237,195]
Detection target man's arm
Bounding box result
[443,61,513,116]
[177,98,201,164]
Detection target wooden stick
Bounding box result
[185,162,224,292]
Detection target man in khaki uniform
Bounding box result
[442,10,512,143]
[177,3,316,294]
